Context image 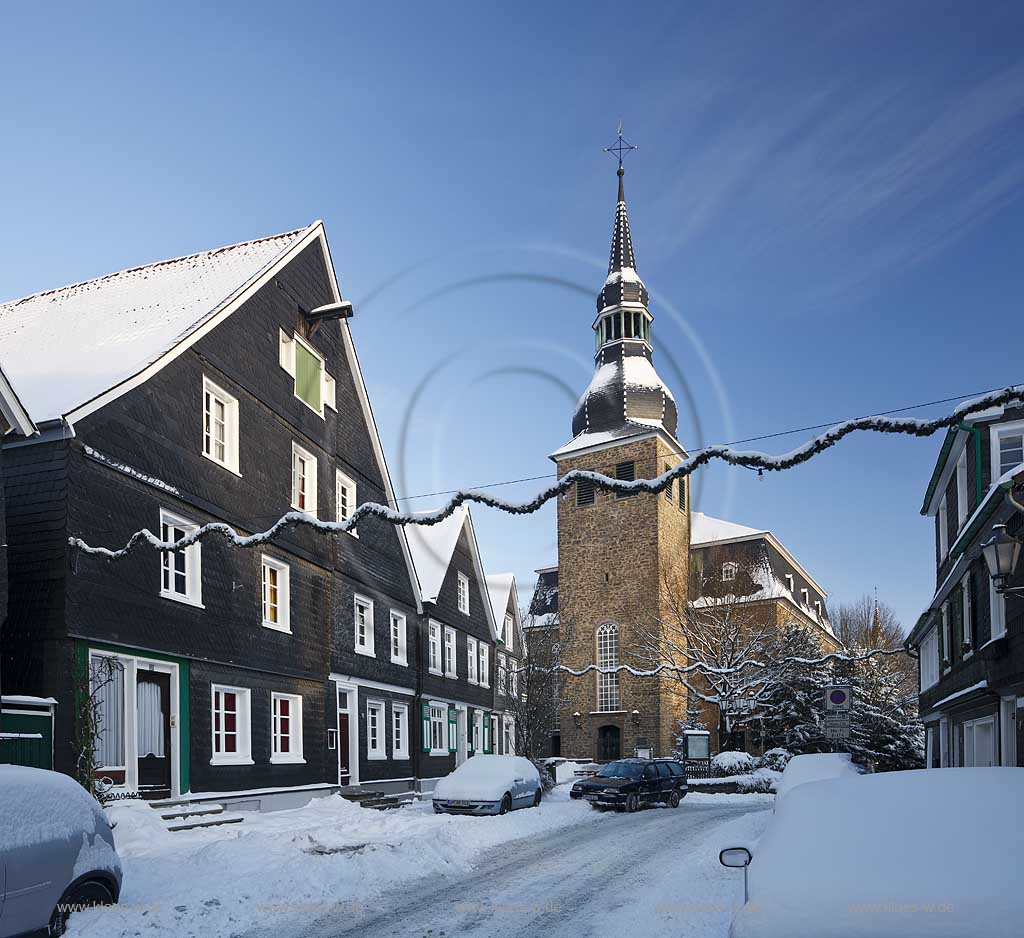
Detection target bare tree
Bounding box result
[508,613,562,759]
[73,654,121,803]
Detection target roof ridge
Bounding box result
[0,223,315,310]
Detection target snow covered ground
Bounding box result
[65,787,772,938]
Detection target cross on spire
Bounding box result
[603,121,638,170]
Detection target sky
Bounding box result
[2,1,1023,631]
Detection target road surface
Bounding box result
[272,798,770,938]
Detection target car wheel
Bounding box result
[625,792,640,813]
[50,879,115,936]
[533,788,542,808]
[668,790,681,808]
[499,792,512,815]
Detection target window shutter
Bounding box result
[279,330,295,375]
[482,711,490,753]
[323,372,337,411]
[448,707,458,753]
[295,342,322,411]
[421,703,431,753]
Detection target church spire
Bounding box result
[608,165,637,274]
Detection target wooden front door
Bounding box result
[136,670,171,800]
[597,724,621,761]
[338,712,351,785]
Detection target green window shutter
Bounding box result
[468,710,475,755]
[448,707,458,753]
[295,341,322,412]
[482,711,490,753]
[421,703,431,753]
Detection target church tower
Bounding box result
[551,159,691,761]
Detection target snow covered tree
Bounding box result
[508,612,561,759]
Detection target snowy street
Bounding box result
[251,796,771,938]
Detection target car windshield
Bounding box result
[596,761,645,779]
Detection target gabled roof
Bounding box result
[0,363,35,437]
[690,512,765,545]
[485,572,524,652]
[406,506,499,640]
[0,225,314,423]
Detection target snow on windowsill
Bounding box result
[931,680,989,710]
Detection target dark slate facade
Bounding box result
[0,229,426,804]
[909,406,1024,770]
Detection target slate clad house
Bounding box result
[406,506,502,793]
[0,222,424,805]
[908,405,1024,769]
[487,572,525,755]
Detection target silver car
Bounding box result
[432,755,543,816]
[0,765,122,937]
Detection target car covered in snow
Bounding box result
[772,751,861,804]
[570,757,688,811]
[432,755,543,816]
[720,768,1024,938]
[0,765,123,937]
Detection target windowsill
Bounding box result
[390,657,408,667]
[392,751,410,761]
[336,527,359,539]
[202,451,242,478]
[262,621,292,634]
[590,709,626,715]
[429,667,443,676]
[210,757,255,766]
[160,590,205,610]
[270,756,306,765]
[429,749,448,757]
[355,646,376,658]
[367,752,388,761]
[290,506,318,519]
[444,673,458,680]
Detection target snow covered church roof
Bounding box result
[0,224,315,422]
[690,512,767,545]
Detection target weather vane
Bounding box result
[603,121,638,169]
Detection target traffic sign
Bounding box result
[824,723,851,739]
[825,685,853,711]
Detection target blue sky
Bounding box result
[2,1,1023,630]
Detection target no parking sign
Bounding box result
[825,685,853,711]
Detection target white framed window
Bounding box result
[814,600,822,619]
[354,595,375,657]
[489,714,498,752]
[504,614,514,653]
[367,699,386,760]
[211,685,252,765]
[428,621,443,674]
[90,653,126,770]
[429,705,447,756]
[472,710,482,753]
[941,603,952,669]
[497,653,507,696]
[390,610,407,665]
[503,716,513,755]
[596,623,620,711]
[800,588,810,607]
[336,469,357,536]
[938,494,949,559]
[291,442,318,516]
[960,716,996,767]
[961,574,973,653]
[510,661,518,698]
[784,573,794,594]
[391,702,409,759]
[457,572,470,614]
[202,376,240,474]
[467,637,478,684]
[443,626,457,678]
[991,419,1024,480]
[159,508,203,607]
[478,643,490,687]
[990,578,1007,640]
[261,556,291,632]
[721,561,738,582]
[956,448,968,527]
[920,627,939,691]
[279,330,333,417]
[271,693,303,763]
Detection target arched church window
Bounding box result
[596,623,620,711]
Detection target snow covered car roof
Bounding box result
[729,768,1024,938]
[772,752,860,802]
[432,755,539,802]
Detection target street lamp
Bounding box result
[981,524,1024,595]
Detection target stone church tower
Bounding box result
[551,163,691,761]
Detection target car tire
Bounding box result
[499,793,512,815]
[625,792,640,813]
[533,788,542,808]
[668,790,681,808]
[50,879,115,936]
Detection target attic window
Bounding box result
[458,572,470,615]
[614,461,636,499]
[278,331,336,417]
[722,562,738,582]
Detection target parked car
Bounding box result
[570,757,688,811]
[432,755,543,816]
[0,765,122,937]
[772,752,861,806]
[720,768,1023,938]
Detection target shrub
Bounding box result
[735,767,782,793]
[759,748,793,772]
[711,750,756,777]
[532,760,556,792]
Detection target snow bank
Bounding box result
[66,785,599,938]
[731,769,1024,938]
[433,754,539,801]
[773,752,859,801]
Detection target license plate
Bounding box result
[584,793,599,801]
[450,800,473,806]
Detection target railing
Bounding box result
[684,759,715,780]
[0,732,48,769]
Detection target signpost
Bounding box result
[823,685,853,741]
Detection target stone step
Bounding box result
[337,788,386,802]
[166,812,246,832]
[358,796,401,811]
[159,804,225,820]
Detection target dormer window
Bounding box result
[721,562,738,582]
[800,588,810,607]
[784,574,794,594]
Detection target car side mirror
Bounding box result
[719,847,752,868]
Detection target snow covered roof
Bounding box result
[690,512,766,545]
[485,572,515,626]
[0,362,35,437]
[0,224,314,422]
[405,507,469,604]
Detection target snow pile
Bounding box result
[712,750,756,776]
[773,752,860,802]
[433,755,540,801]
[731,768,1024,938]
[66,786,598,938]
